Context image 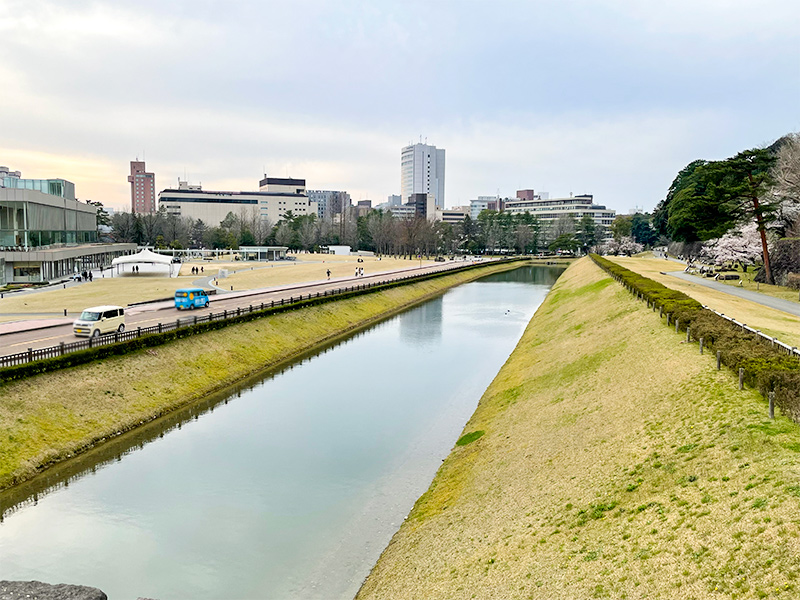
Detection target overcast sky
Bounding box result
[1,0,798,212]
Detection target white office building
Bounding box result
[503,193,616,241]
[470,196,498,219]
[158,177,317,227]
[400,142,445,208]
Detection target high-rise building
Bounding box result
[128,161,156,214]
[400,142,445,208]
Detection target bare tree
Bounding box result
[773,133,800,202]
[299,220,317,251]
[275,222,293,247]
[772,133,800,235]
[515,224,533,253]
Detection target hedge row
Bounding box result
[590,254,800,423]
[0,258,525,384]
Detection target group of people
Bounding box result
[76,270,93,282]
[190,266,205,275]
[354,267,365,277]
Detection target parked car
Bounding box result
[73,305,125,337]
[174,288,210,310]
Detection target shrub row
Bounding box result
[590,254,800,423]
[0,258,524,384]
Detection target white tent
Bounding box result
[111,249,175,276]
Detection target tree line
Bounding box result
[110,206,611,256]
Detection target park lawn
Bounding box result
[357,257,800,600]
[0,261,519,492]
[0,273,199,317]
[0,256,437,321]
[611,256,800,348]
[222,255,435,290]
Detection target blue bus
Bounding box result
[174,288,210,310]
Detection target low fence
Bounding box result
[702,306,800,358]
[590,253,800,424]
[0,258,525,373]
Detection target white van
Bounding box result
[73,305,126,337]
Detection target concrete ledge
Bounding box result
[0,580,107,600]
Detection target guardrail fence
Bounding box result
[0,259,524,370]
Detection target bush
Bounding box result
[590,254,800,423]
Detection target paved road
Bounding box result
[0,260,491,358]
[667,271,800,317]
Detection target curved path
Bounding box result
[667,271,800,317]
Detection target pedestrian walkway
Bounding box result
[667,271,800,318]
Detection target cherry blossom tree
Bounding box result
[701,223,763,266]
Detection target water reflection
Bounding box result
[0,265,564,600]
[398,296,443,346]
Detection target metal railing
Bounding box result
[702,306,800,358]
[0,259,514,369]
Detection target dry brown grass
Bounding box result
[0,274,198,316]
[0,256,436,319]
[0,262,520,491]
[357,257,800,600]
[222,255,434,290]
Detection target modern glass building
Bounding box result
[0,170,134,285]
[0,188,97,248]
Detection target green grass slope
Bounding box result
[357,257,800,600]
[0,262,520,492]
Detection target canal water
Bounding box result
[0,265,562,600]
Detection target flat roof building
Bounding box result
[504,193,615,241]
[401,142,445,208]
[159,177,317,227]
[307,190,351,220]
[128,161,156,214]
[1,167,134,284]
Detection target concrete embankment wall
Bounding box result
[357,257,800,599]
[0,261,523,493]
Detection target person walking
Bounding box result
[326,269,331,280]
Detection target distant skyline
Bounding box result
[1,0,798,213]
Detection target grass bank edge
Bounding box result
[0,260,527,493]
[591,254,800,422]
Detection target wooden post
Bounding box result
[60,342,65,356]
[686,326,690,342]
[699,337,704,354]
[659,305,663,318]
[675,318,679,333]
[716,350,721,370]
[739,368,744,390]
[769,391,775,419]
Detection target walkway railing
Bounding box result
[0,258,524,370]
[702,305,800,358]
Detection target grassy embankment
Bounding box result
[0,261,518,492]
[613,255,800,349]
[358,257,800,600]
